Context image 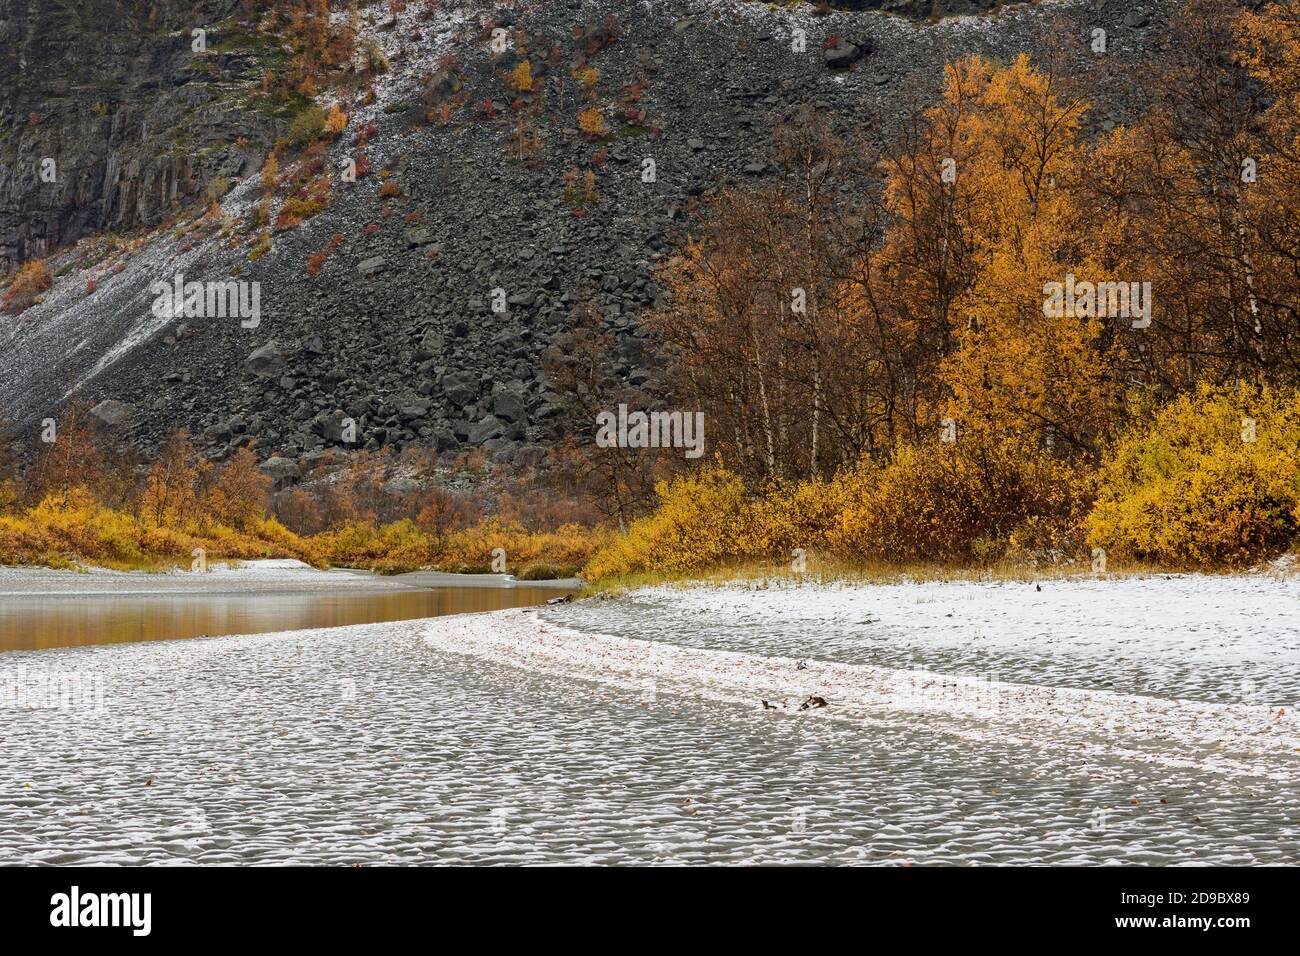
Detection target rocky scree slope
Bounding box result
[0,0,1166,476]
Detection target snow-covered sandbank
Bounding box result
[546,573,1300,705]
[423,605,1300,784]
[384,570,581,590]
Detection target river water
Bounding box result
[1,573,1295,865]
[0,585,565,652]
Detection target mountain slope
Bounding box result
[0,0,1164,469]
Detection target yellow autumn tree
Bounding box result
[512,59,534,93]
[1237,0,1300,383]
[204,446,270,531]
[324,103,348,138]
[578,106,607,139]
[140,431,206,529]
[1077,0,1300,392]
[931,54,1116,460]
[830,54,1104,561]
[260,153,279,191]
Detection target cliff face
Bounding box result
[0,0,274,270]
[0,0,1025,272]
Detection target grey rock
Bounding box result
[404,227,434,249]
[468,415,505,444]
[245,342,285,379]
[424,67,464,103]
[383,477,423,496]
[824,41,865,70]
[492,389,530,424]
[310,409,353,444]
[259,456,301,484]
[442,370,480,406]
[90,399,136,427]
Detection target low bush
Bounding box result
[0,487,320,570]
[584,439,1090,580]
[324,104,348,138]
[516,561,571,581]
[582,466,752,579]
[311,516,606,575]
[274,196,325,231]
[1,259,52,314]
[1087,384,1300,567]
[287,105,326,148]
[831,435,1089,564]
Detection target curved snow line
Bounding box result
[419,608,1300,782]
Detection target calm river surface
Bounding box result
[0,586,565,652]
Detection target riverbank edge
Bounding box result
[0,560,582,597]
[579,552,1300,596]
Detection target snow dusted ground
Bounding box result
[434,606,1300,784]
[544,574,1300,706]
[2,574,1297,865]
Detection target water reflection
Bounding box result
[0,587,565,652]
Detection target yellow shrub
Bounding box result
[2,258,52,314]
[1086,383,1300,567]
[583,466,752,579]
[312,519,421,568]
[0,486,320,570]
[747,472,864,559]
[0,515,56,565]
[831,436,1087,564]
[578,107,608,138]
[311,516,605,575]
[585,465,919,580]
[274,196,325,231]
[253,516,321,563]
[324,104,348,138]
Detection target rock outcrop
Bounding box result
[0,0,283,271]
